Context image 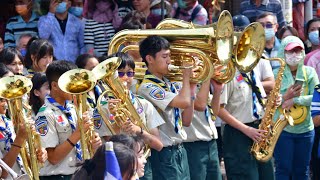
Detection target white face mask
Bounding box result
[285,52,303,66]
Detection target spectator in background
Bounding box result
[38,0,85,62]
[133,0,151,18]
[240,0,285,28]
[203,0,224,23]
[69,0,84,19]
[0,48,24,75]
[256,12,281,70]
[5,0,39,48]
[116,0,133,18]
[304,18,320,64]
[278,26,299,40]
[30,73,50,116]
[16,33,32,58]
[171,0,208,25]
[84,0,121,57]
[147,0,171,28]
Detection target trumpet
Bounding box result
[0,75,42,180]
[58,69,97,160]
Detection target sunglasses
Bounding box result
[118,71,135,78]
[259,22,275,29]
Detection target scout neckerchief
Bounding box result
[241,71,264,119]
[46,95,83,161]
[143,70,181,133]
[87,85,103,108]
[0,115,24,173]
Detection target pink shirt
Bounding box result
[306,50,320,80]
[304,49,320,65]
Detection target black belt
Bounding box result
[165,143,184,150]
[244,120,261,126]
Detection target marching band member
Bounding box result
[183,78,223,180]
[35,60,102,180]
[0,63,47,179]
[137,35,196,180]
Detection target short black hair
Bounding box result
[139,35,170,66]
[46,60,77,89]
[107,52,135,70]
[0,63,12,78]
[0,48,24,65]
[75,54,96,69]
[30,73,48,114]
[256,12,277,23]
[25,38,54,69]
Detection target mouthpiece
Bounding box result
[168,64,194,71]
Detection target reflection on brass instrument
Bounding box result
[58,69,97,160]
[108,10,233,83]
[0,75,41,180]
[93,57,151,156]
[156,17,265,83]
[0,158,30,180]
[251,58,293,162]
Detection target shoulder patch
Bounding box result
[93,109,102,129]
[172,82,181,92]
[35,116,48,136]
[149,87,165,100]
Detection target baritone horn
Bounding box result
[0,75,41,180]
[108,10,234,83]
[58,69,97,160]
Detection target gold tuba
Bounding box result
[251,58,293,162]
[156,18,265,82]
[58,69,97,160]
[0,75,42,180]
[108,10,234,83]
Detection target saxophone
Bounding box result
[251,57,293,162]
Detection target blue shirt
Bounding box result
[4,12,39,48]
[240,0,285,28]
[38,12,85,62]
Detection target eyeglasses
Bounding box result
[259,22,275,28]
[118,71,135,78]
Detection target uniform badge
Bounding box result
[93,109,102,129]
[172,82,181,92]
[35,116,48,136]
[137,107,143,114]
[57,115,65,125]
[236,74,244,83]
[150,87,165,100]
[0,132,5,142]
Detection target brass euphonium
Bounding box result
[251,58,293,162]
[108,10,234,83]
[58,69,97,160]
[156,17,266,82]
[0,75,42,180]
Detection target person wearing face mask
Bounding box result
[147,0,171,28]
[4,0,39,48]
[303,18,320,65]
[256,12,281,70]
[69,0,84,19]
[171,0,208,25]
[38,0,85,62]
[273,36,319,180]
[16,33,32,58]
[83,0,122,57]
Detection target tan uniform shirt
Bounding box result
[220,69,266,124]
[138,78,187,147]
[35,99,78,176]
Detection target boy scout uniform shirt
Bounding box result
[35,99,78,176]
[96,93,165,137]
[138,77,187,147]
[184,93,218,142]
[220,69,266,124]
[0,119,23,179]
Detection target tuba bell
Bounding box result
[0,75,42,180]
[58,69,97,160]
[108,10,234,83]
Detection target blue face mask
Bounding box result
[151,9,167,16]
[69,7,83,17]
[177,0,187,9]
[308,31,320,45]
[264,28,275,41]
[20,48,27,57]
[56,2,67,14]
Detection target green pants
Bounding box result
[140,159,152,180]
[40,175,72,180]
[150,144,190,180]
[223,123,275,180]
[184,139,222,180]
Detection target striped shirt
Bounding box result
[84,19,115,56]
[240,0,285,28]
[118,7,133,18]
[4,12,39,48]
